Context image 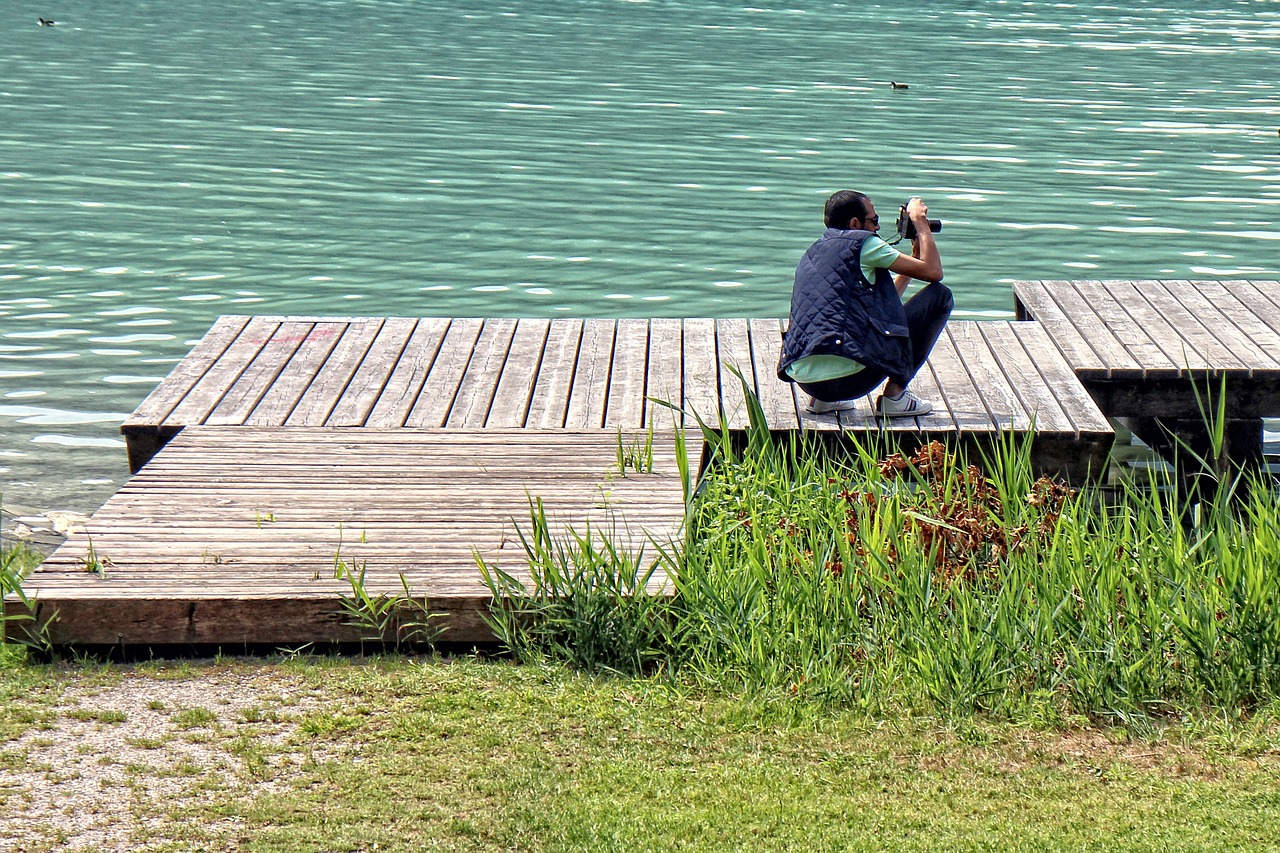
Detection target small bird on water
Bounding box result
[890,81,909,90]
[38,17,55,26]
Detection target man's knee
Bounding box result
[931,281,954,315]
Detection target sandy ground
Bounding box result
[0,667,330,852]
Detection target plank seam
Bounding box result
[133,315,252,426]
[944,325,1000,427]
[1111,281,1212,377]
[403,318,467,428]
[1145,280,1246,374]
[355,318,425,427]
[1216,284,1280,370]
[1040,281,1123,379]
[302,318,387,426]
[979,323,1067,437]
[473,318,522,428]
[250,320,343,425]
[514,318,553,429]
[211,320,316,425]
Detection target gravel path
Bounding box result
[0,666,330,852]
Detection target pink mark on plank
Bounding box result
[245,328,340,346]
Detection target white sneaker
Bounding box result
[876,389,933,418]
[807,395,857,415]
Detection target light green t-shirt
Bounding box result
[785,235,901,383]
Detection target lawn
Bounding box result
[2,653,1279,852]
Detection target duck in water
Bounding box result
[38,17,56,26]
[890,81,909,90]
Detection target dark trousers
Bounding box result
[799,281,953,402]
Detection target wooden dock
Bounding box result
[1013,280,1280,471]
[13,428,688,647]
[121,316,1114,479]
[8,314,1116,649]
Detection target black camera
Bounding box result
[896,202,942,242]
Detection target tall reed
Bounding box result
[485,383,1280,723]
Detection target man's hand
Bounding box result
[906,196,929,224]
[888,195,943,289]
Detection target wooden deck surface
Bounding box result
[1012,280,1280,379]
[1012,280,1280,419]
[9,428,689,647]
[121,316,1113,476]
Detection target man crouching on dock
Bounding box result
[777,190,952,417]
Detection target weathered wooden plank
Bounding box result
[682,318,720,426]
[122,429,674,451]
[605,319,650,429]
[325,318,419,426]
[644,319,684,429]
[527,318,585,429]
[204,321,317,426]
[922,325,996,432]
[116,311,1126,504]
[124,315,253,428]
[747,318,800,431]
[1127,280,1247,372]
[900,356,958,434]
[163,316,285,426]
[12,426,689,646]
[283,319,385,426]
[978,322,1072,433]
[1062,281,1176,377]
[1171,281,1280,373]
[948,323,1031,430]
[365,317,455,427]
[485,318,551,428]
[831,390,882,432]
[715,318,755,430]
[1015,279,1280,381]
[1010,281,1110,375]
[44,530,676,558]
[1220,282,1280,358]
[564,319,616,429]
[1092,280,1214,375]
[1009,322,1112,434]
[397,318,483,428]
[245,321,350,425]
[1156,280,1275,369]
[1243,280,1280,324]
[108,453,661,471]
[445,318,520,428]
[43,516,685,540]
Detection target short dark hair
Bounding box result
[824,190,871,229]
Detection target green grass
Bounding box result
[3,655,1280,851]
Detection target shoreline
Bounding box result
[0,504,80,557]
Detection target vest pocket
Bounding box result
[870,318,909,339]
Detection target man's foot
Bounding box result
[807,395,858,415]
[875,388,933,418]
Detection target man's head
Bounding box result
[824,190,880,232]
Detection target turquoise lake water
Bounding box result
[2,0,1278,513]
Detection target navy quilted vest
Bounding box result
[777,228,912,382]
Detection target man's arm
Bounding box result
[887,198,943,295]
